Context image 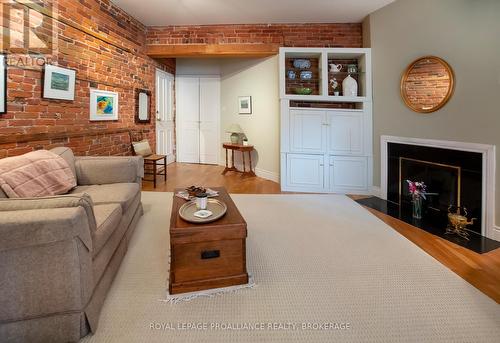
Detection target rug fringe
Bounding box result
[161,274,256,304]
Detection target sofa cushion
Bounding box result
[0,150,77,198]
[50,147,76,178]
[70,183,140,212]
[92,204,122,257]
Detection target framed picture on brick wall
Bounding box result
[90,89,119,121]
[0,55,6,114]
[43,64,76,101]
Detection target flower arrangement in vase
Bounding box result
[406,180,427,219]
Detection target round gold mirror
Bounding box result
[400,56,454,113]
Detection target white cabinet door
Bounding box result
[176,77,201,163]
[290,110,326,153]
[327,112,363,155]
[330,156,368,193]
[287,154,325,191]
[199,77,220,165]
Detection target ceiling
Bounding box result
[111,0,396,26]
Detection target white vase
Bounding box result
[342,75,358,97]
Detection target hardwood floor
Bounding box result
[142,162,281,193]
[143,163,500,303]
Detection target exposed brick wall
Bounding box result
[0,0,175,157]
[0,1,362,159]
[147,23,362,48]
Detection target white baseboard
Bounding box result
[217,162,280,184]
[370,186,382,198]
[491,225,500,242]
[255,168,280,183]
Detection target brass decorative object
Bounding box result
[401,56,455,113]
[446,206,476,240]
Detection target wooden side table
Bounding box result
[222,143,256,177]
[143,154,167,188]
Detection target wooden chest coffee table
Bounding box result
[169,187,248,294]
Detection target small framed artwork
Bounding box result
[238,96,252,114]
[89,89,119,121]
[135,88,151,123]
[0,54,6,114]
[43,64,76,101]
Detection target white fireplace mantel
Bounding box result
[380,135,497,241]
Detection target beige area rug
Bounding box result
[81,192,500,343]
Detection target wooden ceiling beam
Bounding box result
[146,44,279,58]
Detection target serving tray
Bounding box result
[178,199,227,224]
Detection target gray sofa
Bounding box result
[0,147,144,343]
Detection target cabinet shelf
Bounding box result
[283,94,369,103]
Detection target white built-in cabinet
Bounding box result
[280,48,373,194]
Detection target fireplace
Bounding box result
[386,142,483,233]
[380,136,498,240]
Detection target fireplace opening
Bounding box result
[399,157,460,213]
[387,143,482,234]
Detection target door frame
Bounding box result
[155,68,175,164]
[175,74,221,165]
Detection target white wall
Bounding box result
[176,59,221,76]
[220,56,280,182]
[175,56,281,182]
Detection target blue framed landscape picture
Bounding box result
[90,89,119,121]
[43,64,76,100]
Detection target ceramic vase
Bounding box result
[342,75,358,97]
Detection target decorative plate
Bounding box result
[179,199,227,224]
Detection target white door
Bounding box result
[286,154,325,191]
[327,112,363,155]
[177,77,201,163]
[176,76,220,165]
[199,77,220,165]
[330,156,368,193]
[290,110,326,153]
[155,70,175,164]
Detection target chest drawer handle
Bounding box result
[201,250,220,260]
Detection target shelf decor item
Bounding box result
[238,96,252,114]
[293,59,311,69]
[287,70,296,79]
[0,54,5,114]
[347,64,358,74]
[89,89,119,121]
[227,123,243,144]
[407,180,428,219]
[329,63,342,73]
[43,64,76,101]
[300,71,313,80]
[295,87,313,95]
[342,74,358,97]
[330,78,340,96]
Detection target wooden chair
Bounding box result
[130,131,167,188]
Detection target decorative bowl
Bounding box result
[295,87,313,95]
[293,59,311,69]
[300,71,313,80]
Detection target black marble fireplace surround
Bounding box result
[387,142,483,234]
[354,141,500,254]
